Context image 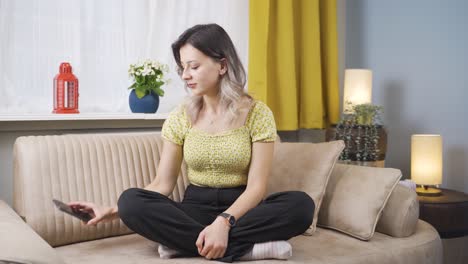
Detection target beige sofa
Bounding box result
[0,133,442,264]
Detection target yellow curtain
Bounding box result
[248,0,339,130]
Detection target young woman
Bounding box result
[69,24,315,263]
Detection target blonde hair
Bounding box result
[172,24,252,124]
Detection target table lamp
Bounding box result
[343,69,372,113]
[411,134,443,196]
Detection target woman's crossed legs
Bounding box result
[117,186,314,262]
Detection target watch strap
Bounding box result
[218,212,236,227]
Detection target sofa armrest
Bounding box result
[376,183,419,237]
[0,200,65,264]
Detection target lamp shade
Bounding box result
[343,69,372,112]
[411,134,443,185]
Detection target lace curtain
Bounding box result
[0,0,248,114]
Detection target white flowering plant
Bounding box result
[128,60,169,99]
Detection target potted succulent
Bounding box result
[128,60,169,113]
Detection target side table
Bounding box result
[337,159,385,168]
[418,188,468,264]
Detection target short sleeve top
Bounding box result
[161,101,277,188]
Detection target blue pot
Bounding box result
[129,90,160,113]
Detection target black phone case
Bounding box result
[52,199,92,222]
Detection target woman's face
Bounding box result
[179,44,226,96]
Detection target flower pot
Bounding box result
[356,114,374,125]
[129,90,159,113]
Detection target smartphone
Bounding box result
[52,199,92,223]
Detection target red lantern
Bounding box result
[53,62,79,113]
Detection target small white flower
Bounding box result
[141,67,152,76]
[145,60,152,68]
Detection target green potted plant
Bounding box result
[352,103,384,125]
[128,60,169,113]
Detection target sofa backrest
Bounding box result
[13,133,190,247]
[13,133,417,247]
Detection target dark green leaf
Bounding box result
[155,87,164,97]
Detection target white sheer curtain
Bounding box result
[0,0,249,114]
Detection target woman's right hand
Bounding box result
[67,201,118,226]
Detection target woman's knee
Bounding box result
[288,191,315,227]
[117,188,145,222]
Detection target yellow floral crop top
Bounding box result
[161,101,277,188]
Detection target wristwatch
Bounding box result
[218,212,236,227]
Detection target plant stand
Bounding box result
[325,125,387,167]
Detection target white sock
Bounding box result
[239,241,292,261]
[158,244,181,259]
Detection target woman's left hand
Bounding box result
[196,216,230,259]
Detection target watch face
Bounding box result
[228,216,235,226]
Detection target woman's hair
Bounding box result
[171,23,252,124]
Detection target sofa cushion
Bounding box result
[54,221,442,264]
[376,183,419,237]
[0,200,65,264]
[318,164,402,240]
[267,140,345,234]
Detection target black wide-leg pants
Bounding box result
[117,185,315,263]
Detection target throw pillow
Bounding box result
[266,140,345,235]
[317,163,402,240]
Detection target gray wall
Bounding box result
[345,0,468,192]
